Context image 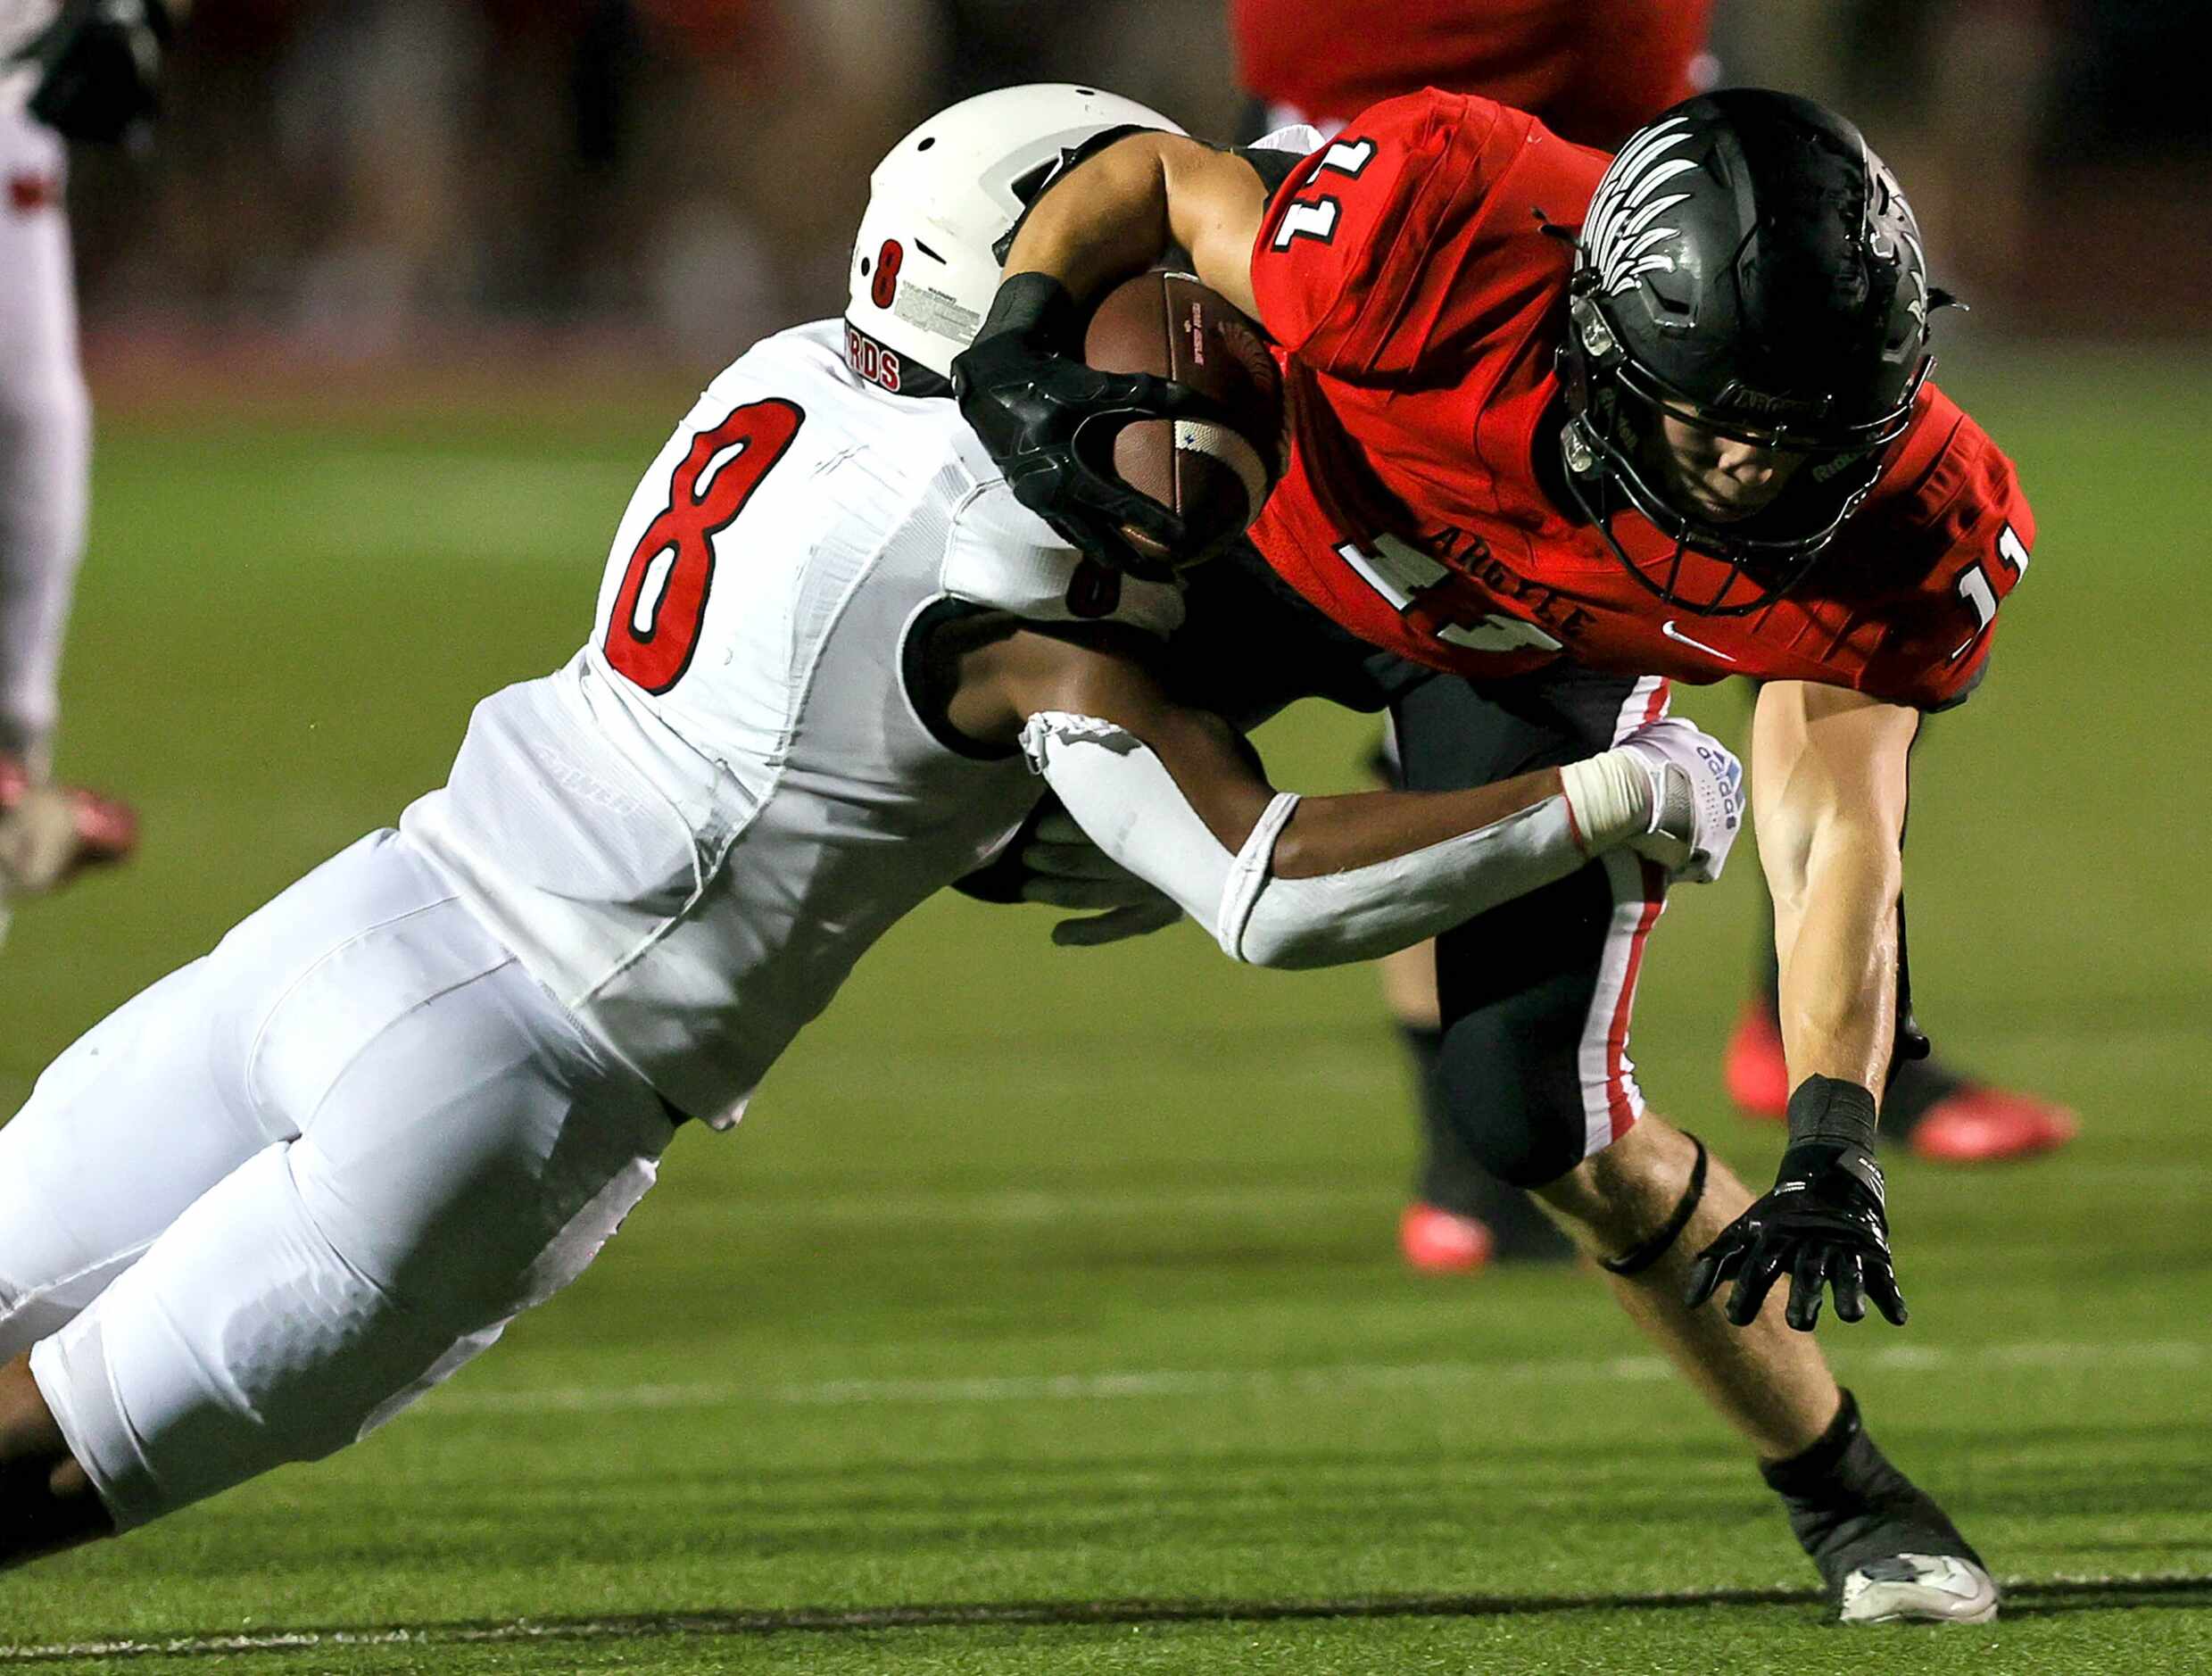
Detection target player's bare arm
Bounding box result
[1751,680,1918,1092]
[940,615,1743,968]
[996,133,1266,318]
[950,617,1562,866]
[1685,679,1919,1334]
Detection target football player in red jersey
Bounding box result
[1227,0,2073,1279]
[952,89,2013,1622]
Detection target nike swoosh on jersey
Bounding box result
[1661,619,1736,663]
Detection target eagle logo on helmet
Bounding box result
[1864,155,1934,334]
[1585,116,1700,297]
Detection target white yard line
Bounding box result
[421,1338,2209,1416]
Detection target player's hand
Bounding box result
[14,0,173,145]
[953,272,1211,572]
[1018,809,1183,946]
[1684,1076,1906,1332]
[1616,718,1744,885]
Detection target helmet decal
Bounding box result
[1585,116,1698,296]
[1864,155,1932,332]
[869,238,903,310]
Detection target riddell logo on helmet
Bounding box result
[1714,381,1831,420]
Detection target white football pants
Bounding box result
[0,104,90,771]
[0,829,675,1531]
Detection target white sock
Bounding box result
[1557,749,1654,853]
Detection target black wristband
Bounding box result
[1785,1074,1879,1152]
[973,270,1085,353]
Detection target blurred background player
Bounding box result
[0,0,164,937]
[1227,0,2077,1274]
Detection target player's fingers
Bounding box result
[1866,1259,1910,1326]
[1683,1233,1742,1309]
[1051,901,1181,947]
[1785,1245,1829,1332]
[1024,877,1150,910]
[1063,461,1189,552]
[1103,493,1188,555]
[1031,810,1089,847]
[1095,369,1208,422]
[1832,1252,1868,1323]
[1727,1240,1789,1327]
[1020,840,1138,884]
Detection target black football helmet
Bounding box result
[1555,89,1953,615]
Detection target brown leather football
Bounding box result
[1081,270,1284,566]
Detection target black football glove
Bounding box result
[16,0,173,145]
[1685,1075,1907,1332]
[951,271,1220,573]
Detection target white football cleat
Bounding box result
[1617,718,1744,884]
[1838,1554,2001,1625]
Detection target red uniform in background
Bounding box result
[1247,92,2028,711]
[1231,0,1714,145]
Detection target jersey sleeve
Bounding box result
[1855,394,2035,710]
[1248,89,1525,380]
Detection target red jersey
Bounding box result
[1245,92,2032,710]
[1231,0,1714,148]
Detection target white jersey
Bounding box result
[402,320,1181,1129]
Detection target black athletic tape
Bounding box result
[1785,1075,1880,1151]
[1601,1133,1709,1277]
[1759,1389,1863,1495]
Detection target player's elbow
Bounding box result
[1224,914,1332,970]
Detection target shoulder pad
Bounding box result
[943,477,1184,639]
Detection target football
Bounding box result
[1081,270,1285,565]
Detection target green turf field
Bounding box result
[1,346,2207,1673]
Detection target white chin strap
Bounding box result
[1018,712,1592,968]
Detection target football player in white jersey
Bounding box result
[0,0,174,934]
[0,84,1744,1566]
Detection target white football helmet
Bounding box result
[844,83,1184,396]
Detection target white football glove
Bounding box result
[1018,809,1184,947]
[1618,717,1745,884]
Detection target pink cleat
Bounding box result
[1399,1201,1495,1274]
[1723,999,1792,1119]
[1726,997,2078,1162]
[1909,1087,2079,1165]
